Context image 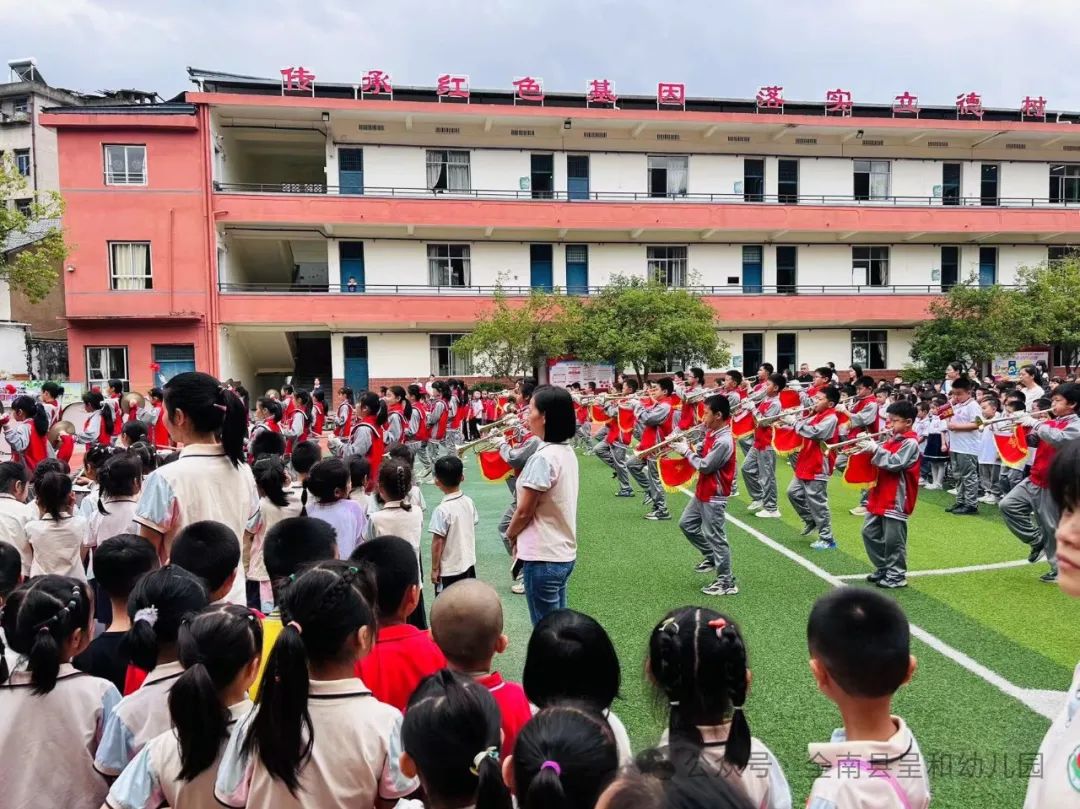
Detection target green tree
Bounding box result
[909,276,1024,378]
[453,287,585,378]
[1,156,66,303]
[1013,258,1080,372]
[576,275,729,381]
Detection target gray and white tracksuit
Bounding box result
[593,402,634,492]
[678,426,736,584]
[843,398,879,506]
[786,412,839,542]
[741,395,781,511]
[999,413,1080,574]
[626,399,673,514]
[496,433,541,554]
[738,384,768,457]
[423,399,449,470]
[861,435,920,583]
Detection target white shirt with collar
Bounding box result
[26,511,88,580]
[0,492,33,576]
[428,490,479,577]
[95,660,186,777]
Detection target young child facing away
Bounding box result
[349,536,446,711]
[431,579,532,759]
[348,455,372,513]
[26,470,89,580]
[287,439,320,500]
[430,456,479,592]
[597,746,757,809]
[369,444,427,515]
[72,535,159,692]
[397,669,513,809]
[301,459,367,560]
[522,608,634,766]
[806,587,930,809]
[170,520,243,606]
[0,575,122,809]
[107,604,262,809]
[647,606,791,809]
[503,704,620,809]
[1024,439,1080,808]
[248,457,303,612]
[87,452,143,550]
[215,561,418,808]
[0,461,33,577]
[365,458,427,630]
[95,566,210,777]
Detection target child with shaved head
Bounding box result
[430,579,532,757]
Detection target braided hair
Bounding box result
[0,575,90,694]
[647,607,752,770]
[376,457,413,511]
[244,560,377,795]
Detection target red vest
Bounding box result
[794,408,839,481]
[56,433,74,464]
[413,402,431,442]
[108,395,123,436]
[13,425,48,472]
[1030,416,1076,488]
[152,402,170,448]
[694,428,737,501]
[357,417,386,492]
[848,396,876,437]
[753,397,778,451]
[867,431,921,517]
[335,403,354,438]
[98,410,112,445]
[451,400,469,430]
[677,387,700,431]
[434,400,450,440]
[313,402,326,435]
[638,395,677,451]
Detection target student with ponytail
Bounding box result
[334,385,355,438]
[0,575,121,809]
[364,457,426,628]
[40,380,65,428]
[247,456,302,611]
[281,389,314,456]
[646,607,791,809]
[330,391,387,491]
[386,385,413,447]
[300,458,367,560]
[407,383,431,472]
[504,704,619,809]
[215,561,418,807]
[134,372,257,604]
[77,390,116,446]
[106,603,262,809]
[2,394,51,471]
[398,669,512,809]
[26,471,88,580]
[86,451,142,552]
[95,565,210,777]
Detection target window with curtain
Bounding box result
[104,145,147,185]
[86,347,128,385]
[853,160,890,201]
[647,155,688,197]
[851,330,888,370]
[426,150,471,192]
[1049,164,1080,204]
[852,246,889,286]
[776,333,797,374]
[427,244,471,286]
[109,242,153,290]
[430,334,473,376]
[647,245,688,287]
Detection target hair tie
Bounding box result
[133,605,159,627]
[213,403,228,412]
[659,617,679,635]
[540,760,562,777]
[287,620,303,634]
[470,746,499,775]
[707,617,727,637]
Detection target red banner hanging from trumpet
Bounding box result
[656,455,697,492]
[993,424,1029,469]
[772,425,802,456]
[779,389,803,409]
[731,411,755,438]
[476,449,513,483]
[590,404,608,424]
[842,450,879,489]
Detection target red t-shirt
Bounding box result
[477,671,533,759]
[356,623,447,711]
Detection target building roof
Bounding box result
[3,218,60,254]
[42,102,196,116]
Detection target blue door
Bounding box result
[339,148,364,195]
[565,245,588,295]
[742,246,763,294]
[979,246,997,286]
[152,344,196,386]
[530,244,553,291]
[567,155,590,200]
[343,337,369,391]
[340,241,365,292]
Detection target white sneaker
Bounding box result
[746,500,763,511]
[947,488,959,495]
[918,479,927,487]
[978,494,999,504]
[924,483,942,490]
[510,582,525,595]
[755,509,781,518]
[849,506,868,516]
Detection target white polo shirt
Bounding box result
[0,493,33,576]
[95,660,185,777]
[1024,662,1080,809]
[947,399,982,456]
[515,441,579,563]
[428,491,479,576]
[26,513,89,580]
[134,444,259,605]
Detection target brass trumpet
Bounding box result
[478,413,519,435]
[632,425,706,459]
[683,386,724,403]
[756,404,814,428]
[824,429,893,453]
[454,435,503,457]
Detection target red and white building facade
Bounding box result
[42,69,1080,394]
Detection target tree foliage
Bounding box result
[1,156,67,303]
[1013,258,1080,372]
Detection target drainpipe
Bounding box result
[29,93,38,190]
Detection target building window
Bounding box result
[742,245,763,294]
[1049,165,1080,204]
[14,198,31,216]
[1049,245,1080,266]
[778,159,799,204]
[743,159,764,202]
[430,334,473,376]
[109,242,153,290]
[851,330,888,370]
[648,356,685,374]
[426,150,471,192]
[86,346,128,386]
[565,245,589,295]
[427,244,471,287]
[104,144,147,185]
[940,246,960,290]
[853,160,890,201]
[981,164,999,206]
[14,149,30,177]
[776,333,797,374]
[852,246,889,287]
[776,245,797,294]
[942,163,962,205]
[742,333,763,377]
[647,155,688,198]
[12,97,29,115]
[979,246,998,286]
[647,245,688,287]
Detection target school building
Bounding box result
[41,68,1080,394]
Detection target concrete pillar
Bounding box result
[331,332,345,406]
[327,239,341,292]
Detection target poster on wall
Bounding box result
[991,351,1049,380]
[547,359,616,388]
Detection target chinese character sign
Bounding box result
[281,66,316,94]
[513,76,545,103]
[1021,95,1047,118]
[436,73,470,100]
[657,82,686,108]
[956,92,984,118]
[361,69,392,96]
[892,91,920,115]
[825,88,853,115]
[756,85,784,110]
[587,79,618,106]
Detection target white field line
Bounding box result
[675,487,1063,720]
[835,559,1030,581]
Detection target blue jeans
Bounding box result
[523,560,575,625]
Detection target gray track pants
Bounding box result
[862,514,908,581]
[998,466,1024,496]
[595,441,632,490]
[679,497,732,583]
[627,455,668,512]
[741,446,777,510]
[979,463,1002,497]
[952,452,979,508]
[999,478,1059,572]
[787,477,833,541]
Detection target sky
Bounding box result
[5,0,1080,109]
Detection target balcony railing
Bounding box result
[218,281,998,296]
[212,181,1080,208]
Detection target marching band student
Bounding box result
[406,383,430,467]
[311,389,327,436]
[386,385,413,447]
[145,388,171,449]
[281,390,314,456]
[675,366,706,433]
[626,378,676,522]
[594,378,638,498]
[843,376,880,517]
[855,400,921,588]
[468,389,484,441]
[784,386,841,550]
[752,363,774,397]
[249,397,283,445]
[1000,382,1080,583]
[334,386,355,438]
[39,381,64,428]
[977,397,1004,505]
[280,384,296,423]
[2,395,51,471]
[742,372,783,519]
[998,396,1028,496]
[945,377,982,515]
[106,379,125,437]
[76,391,116,447]
[482,390,497,427]
[330,391,387,492]
[672,394,739,596]
[425,382,452,480]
